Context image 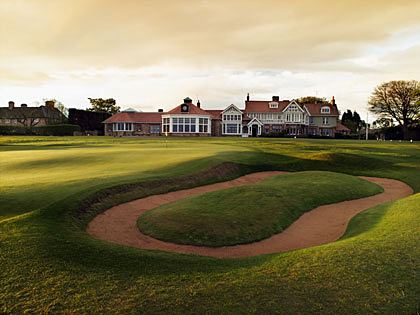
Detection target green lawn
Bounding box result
[138,171,382,246]
[0,136,419,314]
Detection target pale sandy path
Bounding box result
[87,172,413,258]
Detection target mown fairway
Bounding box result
[1,136,419,314]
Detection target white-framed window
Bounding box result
[199,118,209,132]
[321,106,331,114]
[269,102,278,108]
[309,116,314,124]
[172,117,196,133]
[163,117,170,133]
[322,117,329,125]
[224,123,239,134]
[113,122,133,131]
[223,114,241,121]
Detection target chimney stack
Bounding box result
[158,109,163,112]
[197,100,201,108]
[45,100,55,108]
[21,103,28,107]
[331,96,336,106]
[272,96,279,102]
[246,93,250,102]
[8,101,14,110]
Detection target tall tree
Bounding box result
[87,98,120,114]
[368,80,420,139]
[341,110,353,124]
[297,96,329,104]
[341,110,364,134]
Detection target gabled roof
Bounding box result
[303,103,339,116]
[222,104,243,114]
[103,112,163,123]
[167,103,210,115]
[282,100,306,113]
[0,106,65,120]
[247,117,264,126]
[244,100,290,113]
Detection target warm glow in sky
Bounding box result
[1,0,420,118]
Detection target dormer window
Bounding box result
[321,106,330,114]
[269,102,278,109]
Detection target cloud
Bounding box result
[0,0,419,122]
[1,0,420,70]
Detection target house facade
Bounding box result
[103,95,343,137]
[0,101,66,127]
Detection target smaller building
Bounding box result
[103,108,163,136]
[0,101,66,127]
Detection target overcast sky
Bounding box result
[1,0,419,120]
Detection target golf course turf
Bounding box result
[1,136,420,314]
[137,171,383,246]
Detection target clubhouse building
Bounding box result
[104,95,349,137]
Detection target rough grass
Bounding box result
[138,171,383,246]
[0,136,419,314]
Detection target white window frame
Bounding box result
[113,122,133,131]
[321,106,331,114]
[162,115,210,134]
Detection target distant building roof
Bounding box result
[122,108,138,113]
[303,103,339,116]
[103,112,163,123]
[0,106,65,120]
[336,122,351,131]
[244,100,290,113]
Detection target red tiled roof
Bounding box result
[206,110,223,119]
[302,103,339,116]
[167,103,211,115]
[103,112,163,123]
[336,122,351,131]
[244,100,290,113]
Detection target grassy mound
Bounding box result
[138,171,383,247]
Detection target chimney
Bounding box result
[21,103,28,107]
[45,100,55,108]
[331,96,336,106]
[158,109,163,112]
[272,96,279,102]
[8,101,14,110]
[246,93,250,102]
[197,100,201,108]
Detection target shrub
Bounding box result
[32,124,81,136]
[0,125,31,135]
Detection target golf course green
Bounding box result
[138,171,383,246]
[1,136,419,314]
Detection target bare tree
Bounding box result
[368,80,420,139]
[17,115,41,127]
